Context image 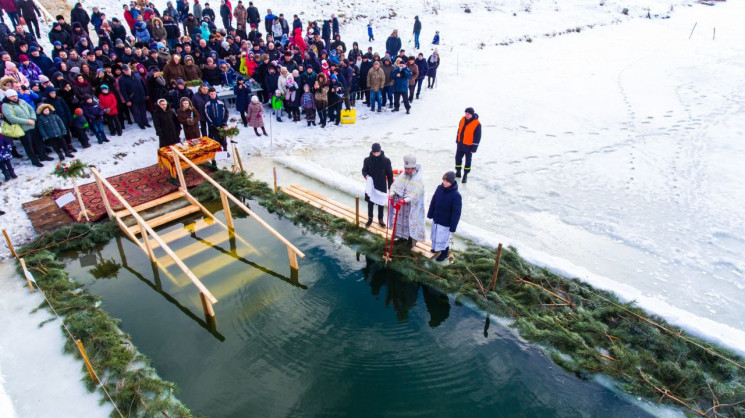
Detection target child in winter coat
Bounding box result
[368,22,374,41]
[219,60,237,86]
[0,135,17,181]
[71,108,91,146]
[246,95,267,136]
[284,75,299,122]
[271,89,284,122]
[36,104,75,160]
[81,95,110,144]
[300,84,316,126]
[98,84,122,136]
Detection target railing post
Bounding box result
[172,150,187,190]
[138,220,156,262]
[19,258,34,293]
[219,189,235,230]
[200,292,216,318]
[355,196,360,227]
[287,246,298,271]
[93,173,115,220]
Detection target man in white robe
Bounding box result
[388,155,426,248]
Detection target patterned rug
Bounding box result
[51,164,212,223]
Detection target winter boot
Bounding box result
[455,168,461,178]
[436,247,449,262]
[11,146,23,158]
[57,151,65,161]
[312,121,316,126]
[9,167,16,178]
[462,171,469,184]
[378,218,386,228]
[2,168,9,181]
[307,121,312,127]
[276,116,282,122]
[365,218,373,228]
[254,128,261,137]
[262,127,268,136]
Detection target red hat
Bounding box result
[74,108,83,115]
[18,54,29,62]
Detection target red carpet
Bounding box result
[51,164,211,222]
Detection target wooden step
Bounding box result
[115,191,185,218]
[283,185,434,258]
[157,229,233,269]
[129,204,202,236]
[153,217,216,247]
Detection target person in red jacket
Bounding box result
[98,84,123,136]
[454,106,481,183]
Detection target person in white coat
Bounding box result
[388,155,426,248]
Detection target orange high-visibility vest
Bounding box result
[456,117,480,145]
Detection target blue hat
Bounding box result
[53,41,62,47]
[100,84,109,90]
[29,46,38,52]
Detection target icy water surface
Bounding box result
[63,202,667,417]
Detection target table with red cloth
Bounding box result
[157,137,222,178]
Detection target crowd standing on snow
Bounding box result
[0,0,454,222]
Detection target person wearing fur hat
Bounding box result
[388,155,426,248]
[36,103,75,160]
[2,88,51,166]
[428,171,462,261]
[362,142,393,228]
[455,107,481,183]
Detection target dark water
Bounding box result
[62,202,658,418]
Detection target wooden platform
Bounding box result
[22,196,76,234]
[281,184,435,258]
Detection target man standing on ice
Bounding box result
[455,107,481,183]
[389,155,426,249]
[427,171,462,262]
[362,142,394,228]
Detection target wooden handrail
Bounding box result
[169,147,306,259]
[89,167,218,304]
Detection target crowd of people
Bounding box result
[0,0,443,186]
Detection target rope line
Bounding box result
[22,267,125,418]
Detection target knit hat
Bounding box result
[74,108,83,115]
[4,89,17,98]
[443,171,456,183]
[39,75,49,83]
[18,54,28,62]
[251,95,259,102]
[371,143,381,152]
[53,41,62,47]
[465,107,475,115]
[29,46,38,52]
[403,155,417,169]
[100,84,109,90]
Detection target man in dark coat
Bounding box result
[70,2,90,34]
[427,171,462,261]
[385,30,401,56]
[153,98,182,148]
[412,16,422,49]
[362,142,394,228]
[204,87,228,147]
[414,53,428,99]
[219,0,232,30]
[247,2,260,28]
[118,65,150,129]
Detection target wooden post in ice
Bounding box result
[713,28,716,40]
[355,196,360,227]
[273,167,278,194]
[19,258,34,293]
[488,243,503,291]
[71,176,91,222]
[220,189,235,230]
[75,340,100,383]
[2,229,17,258]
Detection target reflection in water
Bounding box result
[362,257,450,327]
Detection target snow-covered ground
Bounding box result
[1,0,744,414]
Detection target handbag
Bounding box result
[1,105,25,138]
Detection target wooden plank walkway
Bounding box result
[281,184,435,259]
[22,196,75,234]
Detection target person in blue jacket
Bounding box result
[427,171,462,262]
[391,58,411,113]
[367,21,374,41]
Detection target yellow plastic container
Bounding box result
[341,109,356,124]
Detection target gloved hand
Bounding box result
[394,199,405,210]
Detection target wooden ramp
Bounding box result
[281,184,435,259]
[22,196,75,234]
